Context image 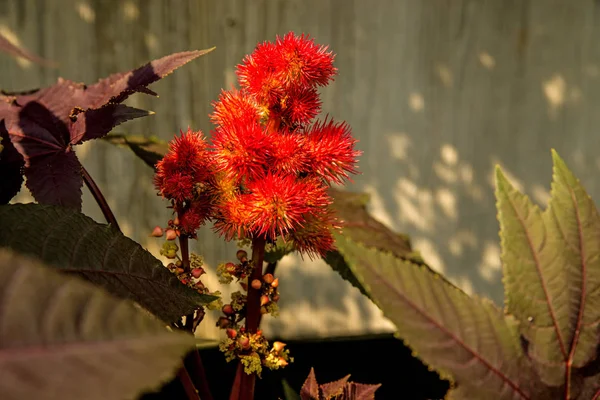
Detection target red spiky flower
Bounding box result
[154,128,213,236]
[209,32,360,257]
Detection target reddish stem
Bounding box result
[177,232,214,399]
[178,233,195,332]
[228,363,243,400]
[185,349,215,400]
[237,236,267,400]
[177,366,200,400]
[81,165,121,232]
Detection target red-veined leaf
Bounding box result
[334,235,552,400]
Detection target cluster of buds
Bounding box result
[215,248,284,374]
[151,224,221,311]
[218,327,292,376]
[216,249,282,323]
[215,249,254,284]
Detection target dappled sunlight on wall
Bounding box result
[262,255,396,338]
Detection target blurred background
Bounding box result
[2,0,598,395]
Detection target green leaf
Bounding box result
[495,150,600,392]
[495,166,569,384]
[334,235,551,400]
[282,379,301,400]
[0,249,194,400]
[264,235,296,263]
[325,188,447,299]
[102,133,169,170]
[546,151,600,373]
[0,203,216,323]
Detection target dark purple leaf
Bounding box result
[300,368,319,400]
[0,32,57,67]
[320,374,350,399]
[70,104,153,144]
[62,48,215,111]
[345,382,381,400]
[0,49,213,208]
[25,152,82,209]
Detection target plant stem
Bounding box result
[177,232,215,399]
[178,233,195,332]
[81,165,121,232]
[238,236,267,400]
[177,366,200,400]
[179,233,191,270]
[264,261,277,276]
[185,349,214,400]
[228,363,243,400]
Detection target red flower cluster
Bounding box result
[209,32,361,257]
[154,128,213,236]
[154,33,360,256]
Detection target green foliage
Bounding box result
[496,150,600,395]
[0,203,216,323]
[335,150,600,399]
[0,249,194,400]
[102,133,169,171]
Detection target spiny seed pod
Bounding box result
[175,267,185,275]
[272,293,280,302]
[165,229,177,241]
[226,328,237,339]
[256,329,262,337]
[167,263,176,270]
[217,317,230,328]
[236,250,248,261]
[260,295,270,306]
[263,273,274,284]
[238,336,250,350]
[173,216,180,226]
[150,226,164,237]
[272,341,286,352]
[175,260,182,267]
[251,279,262,290]
[180,278,189,285]
[222,304,235,315]
[168,219,174,226]
[271,278,279,288]
[191,268,204,278]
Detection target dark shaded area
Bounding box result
[139,334,449,400]
[0,121,24,204]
